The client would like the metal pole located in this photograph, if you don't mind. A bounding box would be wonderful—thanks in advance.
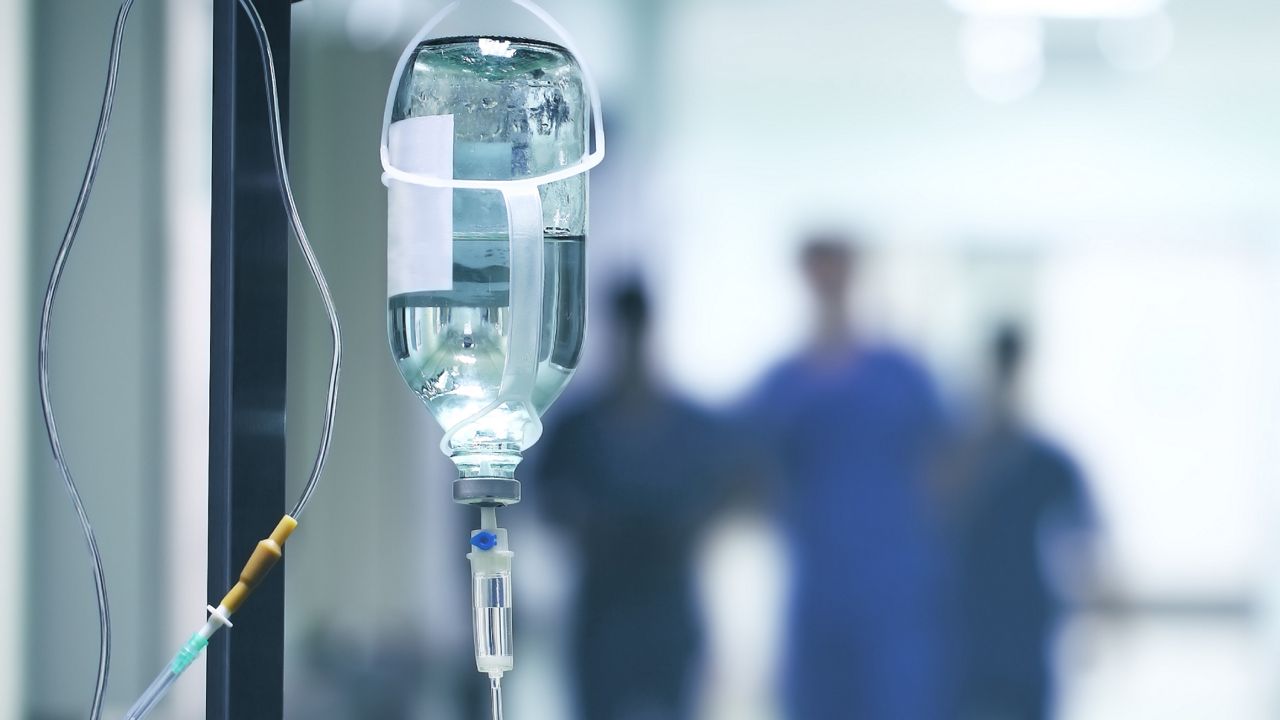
[208,1,300,717]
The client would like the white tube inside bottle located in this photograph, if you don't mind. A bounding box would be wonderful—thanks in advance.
[439,186,545,455]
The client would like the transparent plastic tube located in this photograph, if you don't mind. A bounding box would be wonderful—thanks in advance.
[437,186,546,454]
[470,514,513,720]
[120,620,218,720]
[472,568,514,671]
[120,669,179,720]
[235,0,343,520]
[121,626,211,720]
[38,2,138,717]
[114,0,340,715]
[497,186,546,447]
[490,676,505,720]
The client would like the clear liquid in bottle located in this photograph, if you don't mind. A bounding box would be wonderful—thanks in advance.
[388,232,585,476]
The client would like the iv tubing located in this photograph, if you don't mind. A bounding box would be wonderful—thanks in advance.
[122,513,298,720]
[439,187,546,454]
[119,2,338,716]
[491,676,505,720]
[30,0,339,715]
[121,615,218,720]
[236,0,344,520]
[496,186,546,446]
[469,515,513,718]
[37,1,138,717]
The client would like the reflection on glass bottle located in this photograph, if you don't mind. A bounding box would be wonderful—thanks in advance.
[386,37,589,481]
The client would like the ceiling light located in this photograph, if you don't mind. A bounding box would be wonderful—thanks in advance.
[948,0,1166,20]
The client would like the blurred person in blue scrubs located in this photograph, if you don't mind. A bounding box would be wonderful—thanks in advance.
[741,234,949,720]
[944,324,1095,720]
[532,279,729,720]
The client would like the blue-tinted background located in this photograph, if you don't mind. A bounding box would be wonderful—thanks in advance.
[5,0,1280,718]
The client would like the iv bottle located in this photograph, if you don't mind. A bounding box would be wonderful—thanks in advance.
[385,36,590,505]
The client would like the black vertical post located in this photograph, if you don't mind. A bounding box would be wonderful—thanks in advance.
[208,1,298,718]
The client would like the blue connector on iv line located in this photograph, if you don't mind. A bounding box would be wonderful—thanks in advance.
[472,530,499,551]
[122,605,231,720]
[123,515,296,719]
[471,508,514,720]
[171,631,210,674]
[122,633,207,720]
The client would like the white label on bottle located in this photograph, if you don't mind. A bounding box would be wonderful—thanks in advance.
[387,115,454,296]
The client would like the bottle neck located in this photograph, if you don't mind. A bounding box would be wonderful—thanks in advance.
[452,447,524,506]
[452,445,524,481]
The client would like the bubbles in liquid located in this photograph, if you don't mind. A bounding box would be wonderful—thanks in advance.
[388,234,586,460]
[390,38,589,477]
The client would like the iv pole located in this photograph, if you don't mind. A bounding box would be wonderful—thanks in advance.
[207,0,303,717]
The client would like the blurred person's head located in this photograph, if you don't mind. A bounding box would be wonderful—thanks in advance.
[800,231,861,344]
[989,321,1027,414]
[610,277,651,386]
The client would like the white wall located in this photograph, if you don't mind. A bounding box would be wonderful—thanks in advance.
[0,0,29,716]
[658,0,1280,403]
[163,0,214,717]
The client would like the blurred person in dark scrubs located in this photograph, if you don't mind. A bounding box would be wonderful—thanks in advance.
[532,279,729,720]
[944,324,1095,720]
[741,234,949,720]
